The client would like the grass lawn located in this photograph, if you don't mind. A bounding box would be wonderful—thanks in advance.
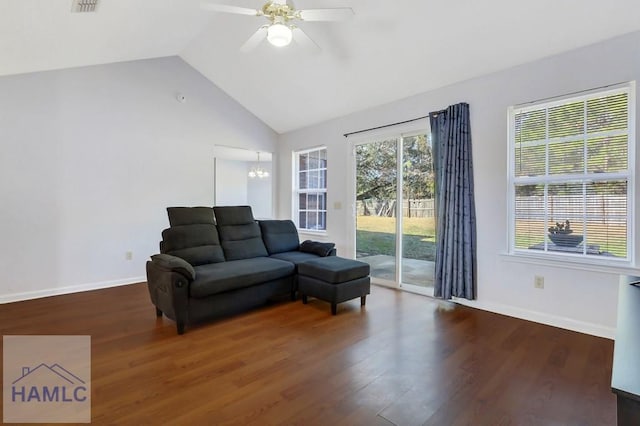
[356,216,626,260]
[356,216,436,261]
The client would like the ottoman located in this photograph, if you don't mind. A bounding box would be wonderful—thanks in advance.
[298,256,371,315]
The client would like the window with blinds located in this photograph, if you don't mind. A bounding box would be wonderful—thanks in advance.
[509,84,634,261]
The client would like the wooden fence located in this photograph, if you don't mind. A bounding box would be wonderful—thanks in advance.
[357,194,626,223]
[515,194,626,224]
[357,199,435,218]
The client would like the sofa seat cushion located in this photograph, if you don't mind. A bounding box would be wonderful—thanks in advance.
[270,251,321,268]
[297,257,370,284]
[190,257,294,298]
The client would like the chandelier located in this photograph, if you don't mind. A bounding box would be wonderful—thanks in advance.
[248,152,270,179]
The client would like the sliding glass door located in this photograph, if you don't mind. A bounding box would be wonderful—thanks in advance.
[355,139,398,284]
[354,133,435,294]
[401,135,436,289]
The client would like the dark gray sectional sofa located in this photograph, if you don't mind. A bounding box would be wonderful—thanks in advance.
[146,206,335,334]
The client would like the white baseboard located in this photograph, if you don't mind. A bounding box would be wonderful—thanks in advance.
[0,276,146,304]
[452,297,616,340]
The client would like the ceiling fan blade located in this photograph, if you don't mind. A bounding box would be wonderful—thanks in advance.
[292,27,320,52]
[240,26,268,53]
[200,2,260,16]
[298,8,354,22]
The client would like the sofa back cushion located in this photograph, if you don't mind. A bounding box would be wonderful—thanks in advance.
[161,207,225,266]
[212,205,255,226]
[167,206,215,226]
[214,206,268,260]
[259,220,300,255]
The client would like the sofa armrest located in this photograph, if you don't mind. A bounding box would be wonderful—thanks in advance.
[146,257,193,334]
[150,254,196,280]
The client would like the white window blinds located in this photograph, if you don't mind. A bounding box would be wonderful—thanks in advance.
[510,85,633,260]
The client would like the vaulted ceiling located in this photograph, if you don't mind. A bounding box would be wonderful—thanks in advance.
[2,0,640,133]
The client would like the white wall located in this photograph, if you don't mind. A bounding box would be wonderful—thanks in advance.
[277,31,640,338]
[247,161,273,219]
[215,159,249,206]
[214,158,273,219]
[0,56,277,302]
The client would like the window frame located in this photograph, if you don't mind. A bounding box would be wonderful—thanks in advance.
[293,146,328,233]
[506,82,636,268]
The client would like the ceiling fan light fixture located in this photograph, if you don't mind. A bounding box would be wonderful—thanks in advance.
[267,23,292,47]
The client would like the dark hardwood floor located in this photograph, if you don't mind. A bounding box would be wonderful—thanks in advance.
[0,283,615,425]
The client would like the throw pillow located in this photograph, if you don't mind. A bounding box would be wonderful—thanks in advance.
[299,240,335,257]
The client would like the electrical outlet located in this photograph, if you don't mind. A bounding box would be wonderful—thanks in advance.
[125,251,133,261]
[534,275,544,289]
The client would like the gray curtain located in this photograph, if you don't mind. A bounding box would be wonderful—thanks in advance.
[429,103,476,300]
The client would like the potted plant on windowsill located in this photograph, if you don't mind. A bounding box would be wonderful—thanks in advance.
[548,220,583,247]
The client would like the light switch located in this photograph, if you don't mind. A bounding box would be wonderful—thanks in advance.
[333,202,342,210]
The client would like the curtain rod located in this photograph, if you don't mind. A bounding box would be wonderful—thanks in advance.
[343,114,430,138]
[514,81,629,108]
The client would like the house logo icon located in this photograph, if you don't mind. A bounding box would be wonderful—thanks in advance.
[11,363,88,403]
[3,335,91,423]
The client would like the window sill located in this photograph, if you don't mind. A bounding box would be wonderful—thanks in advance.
[298,229,329,241]
[500,250,640,275]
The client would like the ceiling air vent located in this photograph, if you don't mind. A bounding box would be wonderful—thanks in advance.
[71,0,98,13]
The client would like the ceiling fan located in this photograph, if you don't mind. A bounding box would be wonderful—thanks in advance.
[201,0,354,52]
